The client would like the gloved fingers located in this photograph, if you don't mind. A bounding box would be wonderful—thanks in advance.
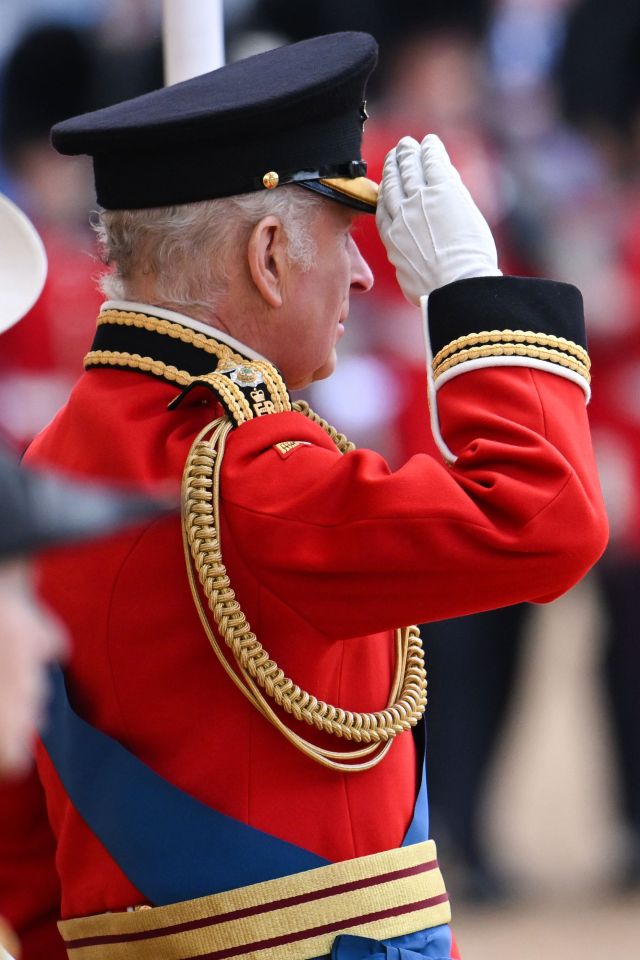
[420,133,461,186]
[375,197,393,240]
[379,148,405,219]
[395,136,424,196]
[379,135,422,215]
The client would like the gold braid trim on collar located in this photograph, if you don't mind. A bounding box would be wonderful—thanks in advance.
[94,309,248,364]
[83,349,193,386]
[85,310,292,424]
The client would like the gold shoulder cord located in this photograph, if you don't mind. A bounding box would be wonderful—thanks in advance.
[181,401,428,772]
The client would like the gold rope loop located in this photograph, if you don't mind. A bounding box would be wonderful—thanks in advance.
[292,400,356,453]
[181,408,427,771]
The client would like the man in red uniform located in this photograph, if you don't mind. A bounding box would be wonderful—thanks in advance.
[0,32,607,960]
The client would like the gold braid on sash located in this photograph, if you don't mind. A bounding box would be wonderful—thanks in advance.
[181,402,428,772]
[58,841,450,960]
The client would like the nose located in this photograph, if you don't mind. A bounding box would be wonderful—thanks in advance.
[348,236,374,293]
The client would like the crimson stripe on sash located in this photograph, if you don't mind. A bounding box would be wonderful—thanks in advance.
[180,895,451,960]
[64,860,440,949]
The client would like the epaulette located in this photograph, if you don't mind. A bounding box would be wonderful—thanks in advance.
[168,359,292,426]
[85,310,292,426]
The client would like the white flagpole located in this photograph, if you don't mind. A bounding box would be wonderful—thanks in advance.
[162,0,225,86]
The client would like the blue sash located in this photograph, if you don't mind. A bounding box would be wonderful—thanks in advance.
[41,665,428,907]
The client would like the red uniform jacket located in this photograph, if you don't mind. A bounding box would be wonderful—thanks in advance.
[0,277,608,959]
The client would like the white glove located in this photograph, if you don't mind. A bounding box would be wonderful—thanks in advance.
[376,134,502,305]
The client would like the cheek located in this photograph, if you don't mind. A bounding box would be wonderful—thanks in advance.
[316,246,350,299]
[316,275,347,331]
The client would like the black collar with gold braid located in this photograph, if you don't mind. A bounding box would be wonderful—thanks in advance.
[85,309,292,427]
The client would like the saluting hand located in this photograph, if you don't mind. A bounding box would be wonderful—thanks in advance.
[376,134,502,305]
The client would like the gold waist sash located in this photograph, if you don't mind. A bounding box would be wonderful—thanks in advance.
[59,840,450,960]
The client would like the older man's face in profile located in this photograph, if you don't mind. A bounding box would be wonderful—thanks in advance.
[272,201,374,390]
[0,559,67,776]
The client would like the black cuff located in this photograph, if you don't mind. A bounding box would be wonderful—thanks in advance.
[428,276,586,353]
[427,276,590,394]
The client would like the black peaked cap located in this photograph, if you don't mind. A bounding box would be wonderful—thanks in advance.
[51,32,379,212]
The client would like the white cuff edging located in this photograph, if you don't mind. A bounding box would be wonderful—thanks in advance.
[420,294,592,467]
[420,294,458,465]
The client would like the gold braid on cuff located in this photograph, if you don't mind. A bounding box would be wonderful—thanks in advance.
[432,329,591,385]
[181,400,427,772]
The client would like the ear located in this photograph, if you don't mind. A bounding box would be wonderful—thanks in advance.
[247,215,288,308]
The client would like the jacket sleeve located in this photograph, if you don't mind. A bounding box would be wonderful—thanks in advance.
[218,278,608,639]
[0,768,66,960]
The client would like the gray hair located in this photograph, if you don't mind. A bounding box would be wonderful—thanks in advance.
[93,186,326,314]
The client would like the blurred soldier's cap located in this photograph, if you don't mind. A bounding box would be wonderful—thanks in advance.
[0,446,172,561]
[50,32,379,214]
[0,193,47,335]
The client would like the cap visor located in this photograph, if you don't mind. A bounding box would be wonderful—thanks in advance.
[298,176,378,214]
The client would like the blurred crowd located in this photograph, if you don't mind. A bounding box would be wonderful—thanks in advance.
[1,0,639,917]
